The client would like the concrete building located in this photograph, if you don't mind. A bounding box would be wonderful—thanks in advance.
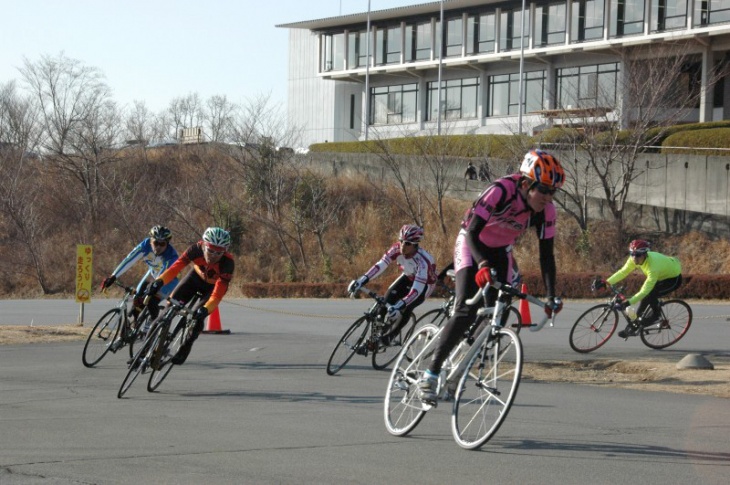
[278,0,730,148]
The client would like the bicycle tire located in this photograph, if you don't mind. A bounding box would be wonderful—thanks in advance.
[82,308,123,368]
[384,324,439,437]
[640,300,693,350]
[372,313,417,371]
[148,316,189,392]
[127,306,152,359]
[451,326,523,450]
[414,308,449,329]
[569,304,618,353]
[504,306,523,334]
[326,316,370,376]
[118,324,165,398]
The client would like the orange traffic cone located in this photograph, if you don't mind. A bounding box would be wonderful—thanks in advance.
[202,308,231,334]
[519,284,532,327]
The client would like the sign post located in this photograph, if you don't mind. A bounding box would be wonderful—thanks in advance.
[76,245,93,324]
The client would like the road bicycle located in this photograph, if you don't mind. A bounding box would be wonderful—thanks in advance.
[384,278,556,450]
[118,292,202,398]
[414,272,523,334]
[82,280,154,367]
[569,282,692,353]
[326,287,417,376]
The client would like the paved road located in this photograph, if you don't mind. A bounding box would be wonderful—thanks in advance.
[0,298,728,484]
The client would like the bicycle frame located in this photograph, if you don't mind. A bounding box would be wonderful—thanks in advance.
[407,280,555,404]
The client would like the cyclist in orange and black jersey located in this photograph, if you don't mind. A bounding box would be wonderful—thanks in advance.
[147,227,234,365]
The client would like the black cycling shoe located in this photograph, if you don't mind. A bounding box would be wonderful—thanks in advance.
[618,324,639,339]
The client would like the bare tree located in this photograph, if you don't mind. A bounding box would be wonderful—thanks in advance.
[0,81,53,293]
[20,52,124,232]
[205,95,237,143]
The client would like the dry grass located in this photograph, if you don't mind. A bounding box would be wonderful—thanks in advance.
[0,324,89,345]
[523,359,730,399]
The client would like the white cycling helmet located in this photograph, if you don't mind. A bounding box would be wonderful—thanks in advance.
[202,227,231,250]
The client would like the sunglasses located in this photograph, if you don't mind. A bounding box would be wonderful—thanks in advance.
[629,251,647,257]
[151,239,168,247]
[533,183,557,196]
[204,242,226,256]
[399,240,415,246]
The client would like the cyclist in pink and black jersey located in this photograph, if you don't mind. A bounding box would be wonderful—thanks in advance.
[418,149,566,405]
[347,224,437,346]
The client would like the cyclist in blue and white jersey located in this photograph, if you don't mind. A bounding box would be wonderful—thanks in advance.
[100,225,179,321]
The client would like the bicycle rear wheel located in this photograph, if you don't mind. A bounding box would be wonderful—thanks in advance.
[372,313,416,371]
[569,304,617,353]
[326,316,370,376]
[118,324,164,399]
[384,324,439,437]
[640,300,692,350]
[414,308,449,329]
[451,326,522,450]
[148,317,189,392]
[82,308,123,368]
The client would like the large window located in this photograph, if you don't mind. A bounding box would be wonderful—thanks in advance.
[536,2,567,46]
[376,25,402,65]
[557,63,619,109]
[694,0,730,26]
[651,0,688,31]
[500,8,530,52]
[405,21,432,61]
[370,84,418,125]
[572,0,605,42]
[488,71,546,116]
[444,16,464,57]
[610,0,646,37]
[322,33,345,72]
[347,30,367,69]
[427,78,479,120]
[467,13,496,54]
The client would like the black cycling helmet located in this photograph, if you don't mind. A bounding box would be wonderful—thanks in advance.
[149,225,172,241]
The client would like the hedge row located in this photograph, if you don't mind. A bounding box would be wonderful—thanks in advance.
[309,121,730,157]
[309,134,529,159]
[239,273,730,299]
[661,127,730,155]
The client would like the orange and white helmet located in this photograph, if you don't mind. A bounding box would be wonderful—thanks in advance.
[520,149,565,189]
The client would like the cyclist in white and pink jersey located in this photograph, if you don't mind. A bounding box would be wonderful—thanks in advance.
[418,149,566,405]
[347,224,438,347]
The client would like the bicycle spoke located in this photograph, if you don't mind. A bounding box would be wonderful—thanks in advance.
[569,304,617,353]
[82,309,123,368]
[384,325,438,436]
[452,328,522,450]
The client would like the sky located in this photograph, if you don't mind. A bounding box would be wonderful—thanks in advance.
[0,0,421,114]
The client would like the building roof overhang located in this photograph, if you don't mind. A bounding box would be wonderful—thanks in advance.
[276,0,501,30]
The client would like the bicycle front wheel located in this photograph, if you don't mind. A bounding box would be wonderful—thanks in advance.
[569,304,617,353]
[127,305,153,359]
[326,316,370,376]
[451,326,523,450]
[118,324,164,399]
[148,317,189,392]
[372,313,417,371]
[384,324,439,437]
[82,308,123,368]
[640,300,692,350]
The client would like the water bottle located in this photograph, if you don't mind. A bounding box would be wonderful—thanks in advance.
[626,306,637,321]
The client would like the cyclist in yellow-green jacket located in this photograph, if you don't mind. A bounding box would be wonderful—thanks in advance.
[594,239,682,338]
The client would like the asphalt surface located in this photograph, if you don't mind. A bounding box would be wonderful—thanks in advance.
[0,297,728,484]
